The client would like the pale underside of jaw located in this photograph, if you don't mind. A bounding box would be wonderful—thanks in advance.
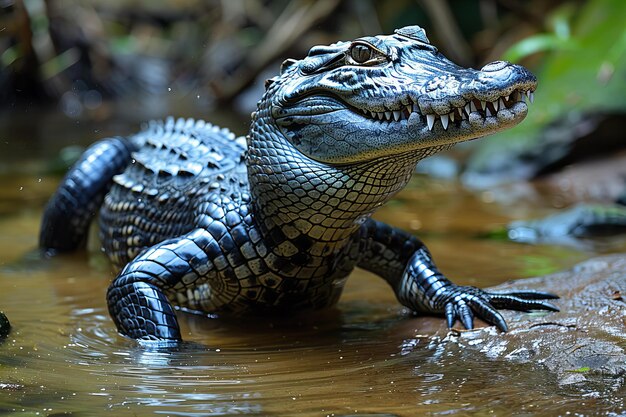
[359,88,535,131]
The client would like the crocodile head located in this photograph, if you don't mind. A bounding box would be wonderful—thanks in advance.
[263,25,536,164]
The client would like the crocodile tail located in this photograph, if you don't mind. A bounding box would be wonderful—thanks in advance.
[39,137,134,253]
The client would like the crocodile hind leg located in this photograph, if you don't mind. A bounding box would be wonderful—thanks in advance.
[357,219,559,331]
[107,228,229,343]
[40,138,134,252]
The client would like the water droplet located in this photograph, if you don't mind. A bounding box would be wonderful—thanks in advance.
[84,90,102,110]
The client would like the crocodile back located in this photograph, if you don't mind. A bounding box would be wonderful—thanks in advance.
[99,117,247,269]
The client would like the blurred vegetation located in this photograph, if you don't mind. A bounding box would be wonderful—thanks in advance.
[1,0,578,114]
[466,0,626,184]
[1,0,625,186]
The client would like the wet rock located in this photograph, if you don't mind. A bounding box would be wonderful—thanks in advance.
[414,155,460,180]
[0,311,9,338]
[436,255,626,391]
[618,189,626,207]
[507,203,626,245]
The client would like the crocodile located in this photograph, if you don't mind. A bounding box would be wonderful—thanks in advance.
[40,26,558,343]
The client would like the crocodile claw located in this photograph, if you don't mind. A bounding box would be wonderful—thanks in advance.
[441,285,559,332]
[492,289,559,300]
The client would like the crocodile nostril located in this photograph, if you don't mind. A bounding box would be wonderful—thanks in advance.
[480,61,510,72]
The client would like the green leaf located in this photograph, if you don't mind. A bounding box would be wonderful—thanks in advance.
[503,35,575,62]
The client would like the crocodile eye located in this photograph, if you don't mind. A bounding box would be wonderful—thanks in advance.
[350,44,372,63]
[347,42,387,66]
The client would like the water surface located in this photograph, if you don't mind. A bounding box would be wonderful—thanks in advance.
[0,109,623,416]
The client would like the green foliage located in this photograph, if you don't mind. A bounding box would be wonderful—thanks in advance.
[503,4,577,62]
[467,0,626,175]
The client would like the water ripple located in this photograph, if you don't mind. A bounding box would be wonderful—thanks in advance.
[1,251,624,416]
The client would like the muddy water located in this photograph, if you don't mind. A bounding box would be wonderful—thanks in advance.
[0,113,622,416]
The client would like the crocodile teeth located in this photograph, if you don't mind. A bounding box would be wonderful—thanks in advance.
[426,114,435,130]
[363,86,534,126]
[441,114,449,130]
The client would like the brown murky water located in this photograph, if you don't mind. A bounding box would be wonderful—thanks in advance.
[0,109,623,416]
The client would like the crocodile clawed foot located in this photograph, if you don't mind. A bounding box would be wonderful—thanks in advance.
[442,285,559,332]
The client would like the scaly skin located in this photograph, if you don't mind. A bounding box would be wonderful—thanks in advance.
[40,26,558,343]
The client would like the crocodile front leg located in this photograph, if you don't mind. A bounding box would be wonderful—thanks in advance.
[358,219,559,331]
[107,228,228,343]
